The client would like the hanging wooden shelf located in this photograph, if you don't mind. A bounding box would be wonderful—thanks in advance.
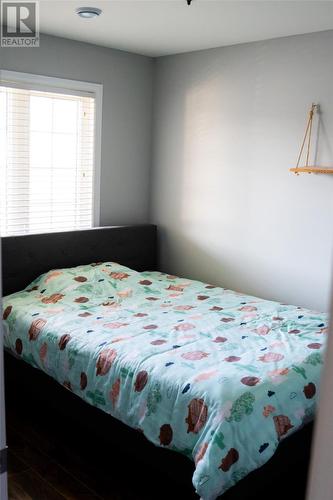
[290,103,333,175]
[290,167,333,175]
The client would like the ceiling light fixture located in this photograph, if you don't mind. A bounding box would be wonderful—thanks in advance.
[187,0,193,5]
[76,7,102,19]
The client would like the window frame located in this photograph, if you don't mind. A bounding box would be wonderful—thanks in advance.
[0,69,103,229]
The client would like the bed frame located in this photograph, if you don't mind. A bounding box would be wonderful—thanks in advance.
[2,224,157,296]
[2,225,312,500]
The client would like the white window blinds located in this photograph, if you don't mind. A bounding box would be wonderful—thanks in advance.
[0,85,95,236]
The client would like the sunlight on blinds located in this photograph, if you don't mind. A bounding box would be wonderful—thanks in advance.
[0,86,95,236]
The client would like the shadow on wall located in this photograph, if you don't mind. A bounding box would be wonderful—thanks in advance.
[158,225,330,309]
[153,39,333,312]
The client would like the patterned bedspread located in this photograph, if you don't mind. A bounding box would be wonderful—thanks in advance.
[2,262,328,499]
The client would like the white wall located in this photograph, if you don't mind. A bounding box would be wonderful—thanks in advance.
[151,30,333,311]
[0,34,153,226]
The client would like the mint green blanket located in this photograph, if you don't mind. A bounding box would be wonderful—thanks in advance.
[2,262,327,499]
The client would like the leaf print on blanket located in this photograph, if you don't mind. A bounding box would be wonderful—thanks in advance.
[39,342,48,363]
[186,398,208,433]
[134,371,148,392]
[87,389,106,406]
[139,280,152,285]
[117,289,133,299]
[273,415,294,439]
[305,352,323,366]
[182,351,209,361]
[213,432,226,450]
[292,365,307,379]
[15,339,23,355]
[104,322,129,329]
[151,339,167,346]
[226,392,255,422]
[109,272,130,280]
[3,305,12,320]
[241,376,260,387]
[195,442,208,465]
[41,293,64,304]
[74,297,89,303]
[147,382,162,416]
[174,323,195,332]
[167,284,186,292]
[159,424,173,446]
[80,372,88,390]
[213,337,227,343]
[307,343,322,350]
[254,325,271,336]
[28,318,47,341]
[194,370,218,382]
[259,352,284,363]
[268,368,289,378]
[220,317,235,323]
[219,448,239,472]
[110,378,121,407]
[225,356,241,362]
[303,382,316,399]
[174,305,195,311]
[263,405,276,417]
[45,270,63,283]
[73,284,92,294]
[58,334,71,350]
[197,295,209,301]
[74,276,87,282]
[96,348,117,376]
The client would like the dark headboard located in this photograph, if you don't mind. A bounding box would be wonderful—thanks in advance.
[2,225,157,296]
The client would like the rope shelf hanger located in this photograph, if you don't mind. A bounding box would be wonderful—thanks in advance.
[290,103,333,175]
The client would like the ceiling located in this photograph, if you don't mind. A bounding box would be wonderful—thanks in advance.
[39,0,333,57]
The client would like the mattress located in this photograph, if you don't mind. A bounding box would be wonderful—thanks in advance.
[2,262,328,499]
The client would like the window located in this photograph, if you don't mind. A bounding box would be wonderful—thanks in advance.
[0,71,102,236]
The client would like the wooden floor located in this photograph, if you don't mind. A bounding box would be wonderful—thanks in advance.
[7,405,193,500]
[7,410,116,499]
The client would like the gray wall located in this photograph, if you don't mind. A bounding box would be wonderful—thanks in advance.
[151,30,333,311]
[0,34,153,226]
[1,31,332,311]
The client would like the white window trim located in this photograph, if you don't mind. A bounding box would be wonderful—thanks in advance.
[0,69,103,227]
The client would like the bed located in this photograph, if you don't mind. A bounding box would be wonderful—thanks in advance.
[1,225,327,499]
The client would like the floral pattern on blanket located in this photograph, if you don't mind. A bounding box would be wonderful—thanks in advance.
[2,262,328,500]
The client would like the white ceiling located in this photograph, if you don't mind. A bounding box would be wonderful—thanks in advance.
[39,0,333,57]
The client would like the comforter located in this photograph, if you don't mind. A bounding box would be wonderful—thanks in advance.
[2,262,328,499]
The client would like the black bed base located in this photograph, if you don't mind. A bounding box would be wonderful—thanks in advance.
[2,224,157,296]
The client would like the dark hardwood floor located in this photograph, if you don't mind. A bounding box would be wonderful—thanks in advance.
[7,410,113,499]
[6,404,197,500]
